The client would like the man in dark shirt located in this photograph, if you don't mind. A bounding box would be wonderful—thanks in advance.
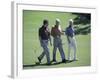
[38,19,52,65]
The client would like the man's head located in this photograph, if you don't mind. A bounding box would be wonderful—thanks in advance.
[69,19,73,26]
[43,19,49,27]
[55,18,60,26]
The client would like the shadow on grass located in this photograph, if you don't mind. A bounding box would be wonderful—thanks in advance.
[23,60,77,68]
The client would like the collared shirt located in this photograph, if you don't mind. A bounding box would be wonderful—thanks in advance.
[39,26,50,40]
[65,25,75,37]
[51,25,62,38]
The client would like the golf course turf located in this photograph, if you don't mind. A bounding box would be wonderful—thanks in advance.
[23,10,91,69]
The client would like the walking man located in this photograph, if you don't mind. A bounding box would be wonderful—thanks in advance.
[51,19,66,63]
[65,19,77,61]
[38,19,52,65]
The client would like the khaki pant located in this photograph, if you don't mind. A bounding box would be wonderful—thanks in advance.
[67,37,77,60]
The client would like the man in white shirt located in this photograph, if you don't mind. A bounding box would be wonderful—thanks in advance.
[65,19,77,61]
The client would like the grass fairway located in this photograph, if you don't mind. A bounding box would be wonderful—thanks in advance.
[23,10,91,69]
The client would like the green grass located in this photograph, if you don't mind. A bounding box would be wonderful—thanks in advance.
[23,10,91,69]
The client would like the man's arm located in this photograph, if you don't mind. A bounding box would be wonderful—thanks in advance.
[59,26,64,35]
[49,35,52,46]
[65,28,71,43]
[48,28,52,46]
[38,28,42,45]
[51,27,55,37]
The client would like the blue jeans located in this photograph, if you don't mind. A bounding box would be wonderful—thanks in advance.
[39,40,50,63]
[53,37,66,61]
